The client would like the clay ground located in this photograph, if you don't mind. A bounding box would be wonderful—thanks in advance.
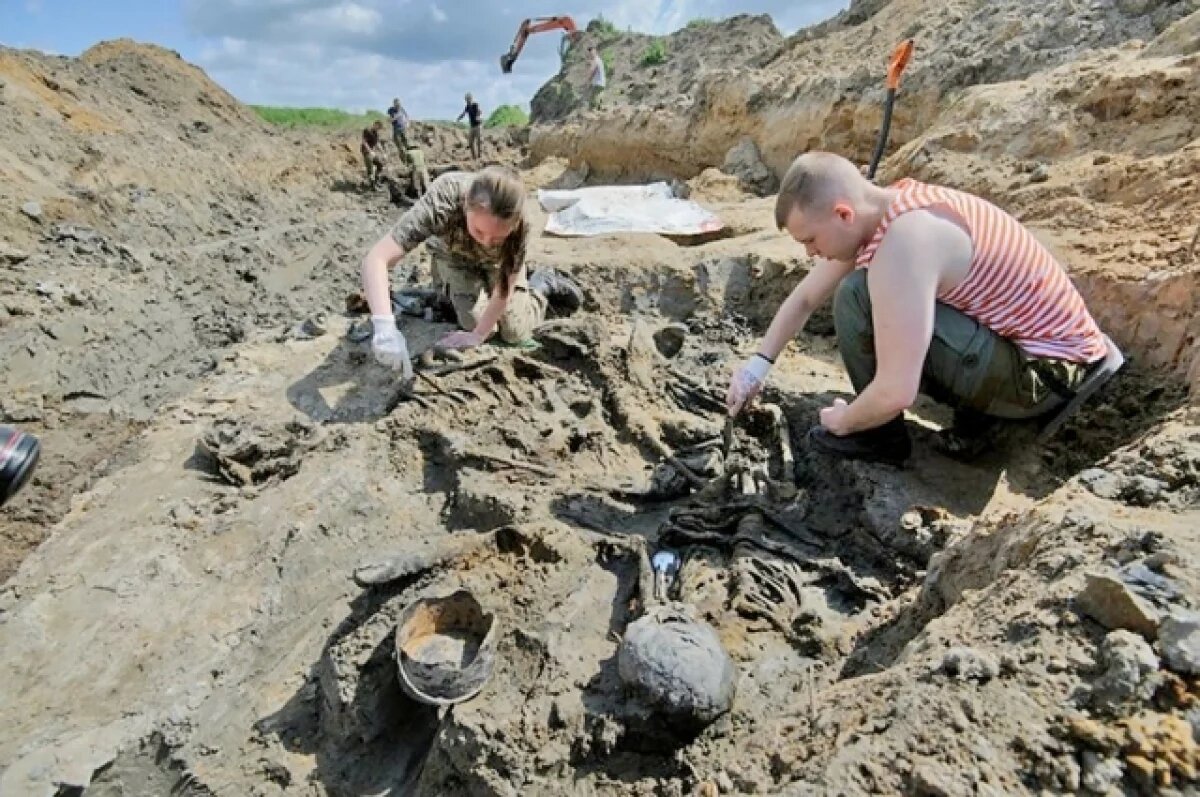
[2,5,1199,796]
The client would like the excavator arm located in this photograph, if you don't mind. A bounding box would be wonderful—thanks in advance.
[501,16,580,73]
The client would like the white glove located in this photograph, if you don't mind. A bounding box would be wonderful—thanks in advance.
[371,315,413,379]
[726,354,773,416]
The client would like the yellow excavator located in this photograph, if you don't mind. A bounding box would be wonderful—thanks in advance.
[500,16,582,73]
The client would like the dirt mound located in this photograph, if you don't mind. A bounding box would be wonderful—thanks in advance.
[0,41,522,579]
[531,15,782,123]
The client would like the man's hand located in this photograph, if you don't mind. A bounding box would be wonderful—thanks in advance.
[438,329,485,350]
[819,397,851,436]
[371,315,413,379]
[726,354,773,417]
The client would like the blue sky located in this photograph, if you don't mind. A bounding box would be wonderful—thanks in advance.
[3,0,850,119]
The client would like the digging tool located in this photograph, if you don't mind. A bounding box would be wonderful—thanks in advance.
[866,39,915,182]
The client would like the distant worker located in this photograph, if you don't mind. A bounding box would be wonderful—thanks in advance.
[585,45,606,109]
[457,93,483,161]
[360,167,583,377]
[407,146,431,196]
[387,97,412,166]
[360,119,386,189]
[727,151,1122,466]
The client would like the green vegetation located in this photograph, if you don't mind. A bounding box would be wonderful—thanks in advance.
[686,18,715,29]
[601,48,615,76]
[591,14,618,36]
[250,105,385,128]
[641,38,668,66]
[484,104,529,128]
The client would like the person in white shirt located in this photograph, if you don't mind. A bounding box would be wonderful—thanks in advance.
[585,45,606,109]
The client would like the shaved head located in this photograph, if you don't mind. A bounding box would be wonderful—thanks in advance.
[774,152,869,230]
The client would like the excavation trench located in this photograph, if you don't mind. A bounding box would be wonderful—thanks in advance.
[84,256,1171,797]
[58,246,1191,797]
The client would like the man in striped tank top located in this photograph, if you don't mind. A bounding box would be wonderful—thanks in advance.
[726,152,1116,466]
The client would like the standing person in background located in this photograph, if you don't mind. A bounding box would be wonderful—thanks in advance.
[387,97,412,166]
[457,93,483,161]
[585,45,606,109]
[360,119,386,189]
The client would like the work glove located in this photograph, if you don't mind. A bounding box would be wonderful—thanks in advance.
[371,315,413,380]
[726,353,773,417]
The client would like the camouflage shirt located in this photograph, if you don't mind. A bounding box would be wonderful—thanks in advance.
[389,171,528,288]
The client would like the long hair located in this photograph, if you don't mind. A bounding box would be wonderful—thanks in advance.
[465,166,527,296]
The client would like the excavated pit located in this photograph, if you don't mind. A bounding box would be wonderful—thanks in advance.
[3,23,1198,796]
[2,220,1189,797]
[207,268,1189,796]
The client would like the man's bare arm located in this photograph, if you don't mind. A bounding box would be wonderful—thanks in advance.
[835,213,943,432]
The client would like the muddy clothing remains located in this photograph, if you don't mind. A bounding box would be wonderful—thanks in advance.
[390,172,546,342]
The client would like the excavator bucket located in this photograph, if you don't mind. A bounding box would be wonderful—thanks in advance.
[501,51,517,73]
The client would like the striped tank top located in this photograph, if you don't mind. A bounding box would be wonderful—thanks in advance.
[855,179,1107,363]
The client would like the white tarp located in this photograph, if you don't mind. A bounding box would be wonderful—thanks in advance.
[538,182,723,237]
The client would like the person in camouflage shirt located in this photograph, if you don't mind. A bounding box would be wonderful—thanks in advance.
[359,166,583,376]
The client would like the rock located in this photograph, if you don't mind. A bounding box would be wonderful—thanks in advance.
[346,318,373,342]
[0,243,30,264]
[938,647,1000,683]
[198,417,322,486]
[34,281,85,306]
[1158,611,1200,676]
[294,314,327,340]
[1081,751,1124,795]
[1090,630,1162,714]
[910,758,968,796]
[1029,163,1051,183]
[722,138,778,196]
[1093,153,1112,165]
[618,605,737,731]
[20,201,43,221]
[652,322,688,359]
[1078,467,1122,500]
[1122,475,1167,506]
[0,391,45,423]
[1116,0,1153,14]
[1076,572,1161,638]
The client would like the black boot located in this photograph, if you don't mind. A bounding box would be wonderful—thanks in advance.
[528,268,584,316]
[933,408,999,461]
[807,415,912,467]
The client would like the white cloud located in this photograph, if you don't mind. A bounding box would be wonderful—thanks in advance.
[295,2,382,36]
[183,1,850,118]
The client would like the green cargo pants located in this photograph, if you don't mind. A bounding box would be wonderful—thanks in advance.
[392,128,411,165]
[431,254,546,344]
[834,269,1092,419]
